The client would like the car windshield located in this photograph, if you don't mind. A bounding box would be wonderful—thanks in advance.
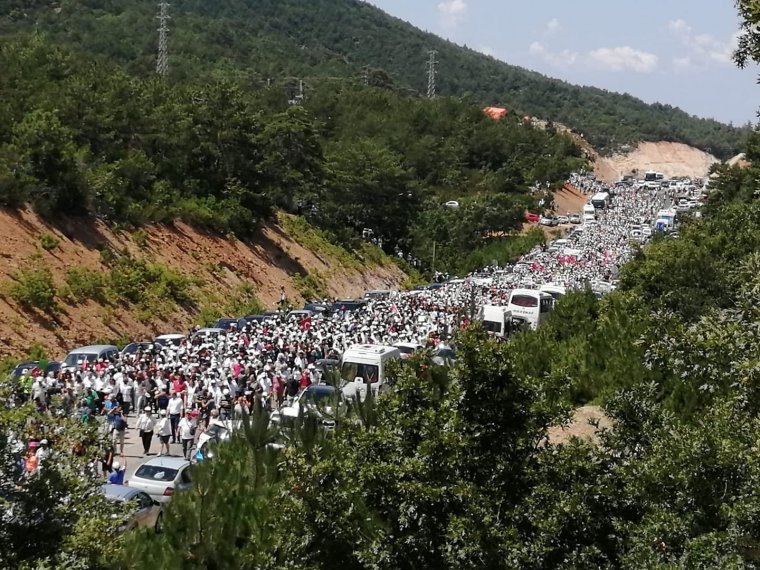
[134,465,178,482]
[396,346,416,355]
[301,386,336,403]
[341,362,379,384]
[64,353,97,367]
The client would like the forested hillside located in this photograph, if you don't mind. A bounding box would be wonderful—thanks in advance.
[0,37,585,274]
[0,0,749,157]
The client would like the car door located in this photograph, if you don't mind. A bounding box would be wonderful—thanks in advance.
[175,466,192,493]
[132,492,155,528]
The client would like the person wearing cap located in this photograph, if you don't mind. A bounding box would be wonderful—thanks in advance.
[178,409,195,460]
[101,393,121,434]
[135,406,156,456]
[107,459,126,485]
[156,409,172,456]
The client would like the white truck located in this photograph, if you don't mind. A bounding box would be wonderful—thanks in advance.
[476,305,523,339]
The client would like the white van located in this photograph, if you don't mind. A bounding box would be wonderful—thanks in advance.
[582,204,595,222]
[63,345,119,370]
[477,306,518,339]
[340,344,401,400]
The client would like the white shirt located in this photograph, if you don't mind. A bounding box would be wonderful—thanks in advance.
[178,417,194,440]
[167,397,183,415]
[136,413,156,433]
[156,417,172,436]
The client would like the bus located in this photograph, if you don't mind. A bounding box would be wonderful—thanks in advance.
[590,192,610,209]
[506,289,554,330]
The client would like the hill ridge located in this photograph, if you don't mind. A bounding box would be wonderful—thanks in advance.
[0,0,748,158]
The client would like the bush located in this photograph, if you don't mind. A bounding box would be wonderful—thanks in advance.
[39,233,60,251]
[63,267,107,303]
[8,266,57,311]
[131,229,148,248]
[107,254,196,318]
[291,271,328,301]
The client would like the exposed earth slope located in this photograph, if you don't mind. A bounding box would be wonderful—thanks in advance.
[0,210,404,360]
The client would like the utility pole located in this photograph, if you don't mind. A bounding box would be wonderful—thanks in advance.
[426,49,438,99]
[431,240,436,276]
[156,2,170,78]
[362,66,369,86]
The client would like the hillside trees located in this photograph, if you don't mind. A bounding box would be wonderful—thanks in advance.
[0,36,586,274]
[0,0,748,156]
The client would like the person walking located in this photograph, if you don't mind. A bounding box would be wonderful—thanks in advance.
[167,392,182,444]
[112,409,127,456]
[135,406,156,456]
[178,409,195,460]
[155,409,172,456]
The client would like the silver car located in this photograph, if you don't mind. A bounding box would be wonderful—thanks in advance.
[126,456,192,503]
[102,484,163,533]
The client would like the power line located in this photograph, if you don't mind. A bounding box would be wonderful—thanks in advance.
[156,2,170,78]
[426,49,438,99]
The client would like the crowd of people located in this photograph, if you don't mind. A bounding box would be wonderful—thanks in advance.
[11,172,696,482]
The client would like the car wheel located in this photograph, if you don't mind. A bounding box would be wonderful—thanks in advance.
[154,511,163,534]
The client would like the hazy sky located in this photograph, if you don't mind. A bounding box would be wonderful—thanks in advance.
[365,0,758,125]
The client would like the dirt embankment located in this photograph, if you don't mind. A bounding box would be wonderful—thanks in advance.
[593,142,718,182]
[0,209,405,360]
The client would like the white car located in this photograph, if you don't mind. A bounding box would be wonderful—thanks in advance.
[393,342,424,360]
[127,457,192,503]
[556,215,570,224]
[444,200,460,209]
[270,385,337,428]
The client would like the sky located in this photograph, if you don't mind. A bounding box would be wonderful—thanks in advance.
[365,0,758,125]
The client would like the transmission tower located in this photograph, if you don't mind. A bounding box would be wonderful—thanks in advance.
[156,2,170,78]
[426,50,438,99]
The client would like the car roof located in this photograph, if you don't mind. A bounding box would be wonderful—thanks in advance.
[67,345,118,353]
[101,483,140,500]
[196,328,224,333]
[136,456,190,470]
[155,333,185,339]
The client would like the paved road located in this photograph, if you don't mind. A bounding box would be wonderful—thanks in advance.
[107,413,194,482]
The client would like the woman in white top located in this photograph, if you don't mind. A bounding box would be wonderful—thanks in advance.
[155,410,172,456]
[135,407,156,456]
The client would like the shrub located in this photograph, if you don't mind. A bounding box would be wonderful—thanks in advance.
[226,283,264,316]
[8,266,57,311]
[132,229,148,248]
[39,233,60,252]
[291,271,328,301]
[63,267,106,303]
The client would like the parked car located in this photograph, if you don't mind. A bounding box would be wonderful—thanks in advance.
[569,214,582,224]
[539,216,553,226]
[270,385,338,429]
[101,484,163,533]
[191,327,224,341]
[121,342,153,358]
[392,342,423,360]
[127,457,192,503]
[153,334,185,348]
[213,318,239,330]
[525,212,540,223]
[444,200,460,209]
[556,215,570,224]
[63,345,119,370]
